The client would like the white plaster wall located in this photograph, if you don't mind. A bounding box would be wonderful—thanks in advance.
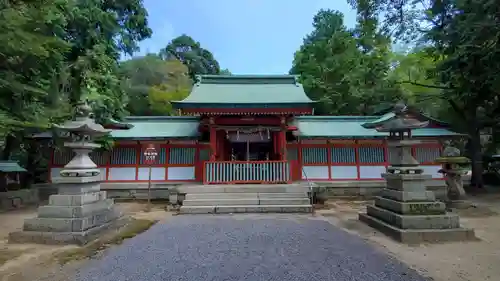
[137,167,166,181]
[302,166,329,180]
[330,166,358,179]
[108,167,136,181]
[50,168,62,181]
[167,166,195,180]
[99,168,107,180]
[420,165,443,179]
[359,166,386,179]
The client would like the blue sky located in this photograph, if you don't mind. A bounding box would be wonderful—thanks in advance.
[137,0,356,74]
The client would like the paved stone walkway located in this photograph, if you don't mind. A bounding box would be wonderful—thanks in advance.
[73,215,429,281]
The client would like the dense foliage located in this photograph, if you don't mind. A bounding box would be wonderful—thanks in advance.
[290,9,403,115]
[290,1,500,187]
[2,0,499,189]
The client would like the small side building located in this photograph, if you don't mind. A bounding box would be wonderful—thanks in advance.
[44,75,460,197]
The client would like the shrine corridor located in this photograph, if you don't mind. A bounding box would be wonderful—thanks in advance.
[71,215,427,281]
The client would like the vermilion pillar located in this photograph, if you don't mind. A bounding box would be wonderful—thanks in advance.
[279,116,287,160]
[210,126,217,161]
[279,130,287,160]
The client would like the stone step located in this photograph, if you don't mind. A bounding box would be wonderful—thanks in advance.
[358,213,476,244]
[183,198,310,206]
[23,209,121,232]
[185,192,308,200]
[183,199,259,206]
[38,199,115,218]
[366,205,460,230]
[179,205,313,214]
[259,198,311,205]
[374,196,446,215]
[178,184,309,194]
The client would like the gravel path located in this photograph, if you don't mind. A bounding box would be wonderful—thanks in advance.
[72,215,429,281]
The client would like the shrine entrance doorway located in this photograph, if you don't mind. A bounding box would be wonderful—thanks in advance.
[203,125,291,184]
[230,141,274,161]
[227,130,276,162]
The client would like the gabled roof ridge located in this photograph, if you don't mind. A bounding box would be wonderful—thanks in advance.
[194,74,300,86]
[196,74,298,81]
[173,74,314,108]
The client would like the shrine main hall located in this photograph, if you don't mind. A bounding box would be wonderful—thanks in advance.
[45,75,459,195]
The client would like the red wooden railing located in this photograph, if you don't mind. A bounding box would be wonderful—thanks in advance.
[203,160,291,184]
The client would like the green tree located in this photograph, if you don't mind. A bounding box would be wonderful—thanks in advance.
[291,9,402,115]
[119,56,193,116]
[0,0,152,187]
[220,68,232,75]
[291,10,361,114]
[160,35,221,79]
[390,50,446,117]
[120,54,173,115]
[147,60,191,115]
[0,0,71,161]
[350,0,500,188]
[59,0,152,122]
[351,0,402,113]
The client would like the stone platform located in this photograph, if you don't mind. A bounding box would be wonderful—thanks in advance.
[358,213,476,244]
[9,216,129,245]
[359,189,476,244]
[9,181,123,245]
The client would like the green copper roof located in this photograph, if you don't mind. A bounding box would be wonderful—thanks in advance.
[110,116,200,139]
[172,75,314,108]
[293,116,462,138]
[372,105,450,126]
[0,161,26,172]
[361,113,395,128]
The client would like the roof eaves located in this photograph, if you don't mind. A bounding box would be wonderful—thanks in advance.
[373,106,450,127]
[0,161,27,172]
[103,118,134,130]
[172,102,315,109]
[124,116,200,122]
[361,112,396,128]
[112,136,199,140]
[294,115,379,122]
[298,135,387,139]
[198,74,299,80]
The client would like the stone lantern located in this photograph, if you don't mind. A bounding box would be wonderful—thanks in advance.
[10,101,124,245]
[435,144,471,208]
[358,103,475,243]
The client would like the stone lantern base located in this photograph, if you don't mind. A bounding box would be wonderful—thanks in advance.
[9,176,126,245]
[359,173,477,244]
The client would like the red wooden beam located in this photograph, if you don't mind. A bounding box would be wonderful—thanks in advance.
[212,116,282,126]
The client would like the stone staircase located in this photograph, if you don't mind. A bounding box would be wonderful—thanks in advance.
[178,184,313,214]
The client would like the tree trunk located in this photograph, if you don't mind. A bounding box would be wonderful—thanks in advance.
[1,135,15,160]
[0,135,16,192]
[467,110,484,189]
[22,140,38,189]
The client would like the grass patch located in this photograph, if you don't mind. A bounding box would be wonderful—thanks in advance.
[0,249,25,266]
[55,219,157,265]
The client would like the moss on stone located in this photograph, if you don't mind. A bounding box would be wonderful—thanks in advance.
[435,156,470,164]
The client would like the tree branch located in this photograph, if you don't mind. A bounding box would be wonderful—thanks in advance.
[397,80,455,90]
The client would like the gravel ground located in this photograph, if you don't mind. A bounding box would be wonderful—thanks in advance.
[72,215,428,281]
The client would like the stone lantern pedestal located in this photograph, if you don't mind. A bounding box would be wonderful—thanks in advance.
[436,156,472,209]
[9,102,125,245]
[358,103,476,244]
